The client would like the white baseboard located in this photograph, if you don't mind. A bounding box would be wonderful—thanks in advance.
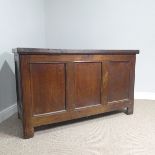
[135,92,155,100]
[0,104,17,124]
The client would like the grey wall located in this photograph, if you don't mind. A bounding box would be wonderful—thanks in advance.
[0,60,16,111]
[45,0,155,93]
[0,0,46,111]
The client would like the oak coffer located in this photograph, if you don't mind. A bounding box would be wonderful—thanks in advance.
[13,48,139,138]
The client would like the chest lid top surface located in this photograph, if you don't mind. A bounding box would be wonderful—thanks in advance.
[13,48,139,55]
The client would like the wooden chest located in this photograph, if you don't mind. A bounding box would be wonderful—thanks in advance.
[14,48,139,138]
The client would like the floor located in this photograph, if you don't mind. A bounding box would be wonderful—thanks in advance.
[0,100,155,155]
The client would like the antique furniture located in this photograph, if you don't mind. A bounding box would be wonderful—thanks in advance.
[13,48,139,138]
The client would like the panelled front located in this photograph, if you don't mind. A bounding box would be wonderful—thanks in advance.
[29,55,133,116]
[30,63,66,115]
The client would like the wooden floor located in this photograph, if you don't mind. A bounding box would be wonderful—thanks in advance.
[0,99,155,155]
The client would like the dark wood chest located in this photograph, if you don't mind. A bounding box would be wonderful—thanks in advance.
[14,48,139,138]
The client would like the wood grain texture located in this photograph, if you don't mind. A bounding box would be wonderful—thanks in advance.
[30,54,134,63]
[74,62,101,108]
[14,48,139,55]
[14,48,139,138]
[108,61,130,102]
[30,63,66,115]
[20,55,34,138]
[66,63,75,111]
[101,62,109,105]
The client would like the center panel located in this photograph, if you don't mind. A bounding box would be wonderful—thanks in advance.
[74,62,102,108]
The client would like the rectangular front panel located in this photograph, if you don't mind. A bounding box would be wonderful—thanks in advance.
[108,61,130,102]
[74,62,101,108]
[30,63,66,115]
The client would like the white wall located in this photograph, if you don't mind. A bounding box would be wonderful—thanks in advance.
[45,0,155,93]
[0,0,46,71]
[0,0,46,113]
